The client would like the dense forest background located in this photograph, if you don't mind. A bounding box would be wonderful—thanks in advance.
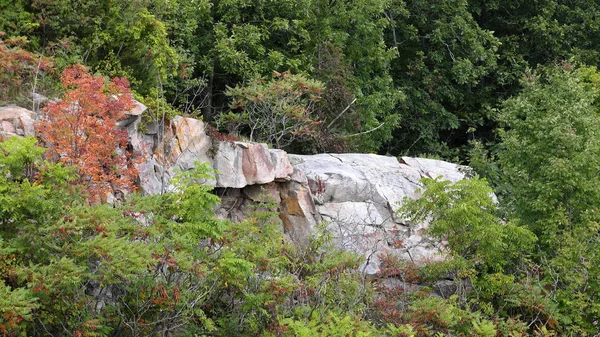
[6,0,600,158]
[3,0,600,336]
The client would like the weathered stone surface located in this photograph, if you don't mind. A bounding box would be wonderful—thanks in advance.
[289,153,465,274]
[241,143,276,185]
[270,149,294,181]
[212,141,247,188]
[0,105,34,120]
[116,100,147,129]
[127,115,467,275]
[242,183,281,204]
[211,142,293,188]
[128,100,147,116]
[399,157,469,183]
[0,106,35,139]
[137,158,166,195]
[1,120,16,134]
[279,180,319,247]
[132,116,213,194]
[170,116,212,170]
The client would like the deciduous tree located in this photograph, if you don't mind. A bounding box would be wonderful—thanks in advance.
[38,64,138,202]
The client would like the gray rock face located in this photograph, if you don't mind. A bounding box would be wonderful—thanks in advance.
[289,153,468,275]
[135,116,213,194]
[0,105,470,276]
[126,116,469,275]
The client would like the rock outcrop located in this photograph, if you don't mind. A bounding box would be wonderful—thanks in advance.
[0,104,470,275]
[129,114,470,275]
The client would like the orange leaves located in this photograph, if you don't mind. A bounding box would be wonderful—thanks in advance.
[38,64,139,202]
[0,37,55,102]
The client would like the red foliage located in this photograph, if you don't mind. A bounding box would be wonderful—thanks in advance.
[205,124,241,143]
[309,177,327,197]
[38,64,138,202]
[0,36,54,101]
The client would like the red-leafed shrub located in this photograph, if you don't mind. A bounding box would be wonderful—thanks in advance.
[38,64,138,202]
[0,35,55,105]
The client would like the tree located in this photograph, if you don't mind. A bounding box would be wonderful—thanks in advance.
[0,36,55,107]
[37,64,138,202]
[497,65,600,334]
[469,0,600,68]
[498,65,600,247]
[384,0,500,157]
[397,177,553,334]
[400,177,535,275]
[223,72,324,149]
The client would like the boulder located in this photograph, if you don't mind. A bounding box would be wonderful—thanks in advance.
[127,115,468,275]
[134,116,213,194]
[289,153,466,274]
[0,106,35,140]
[211,142,293,188]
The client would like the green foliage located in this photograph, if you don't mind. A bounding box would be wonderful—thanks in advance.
[0,0,37,39]
[386,0,500,157]
[17,0,178,94]
[223,72,324,149]
[8,2,600,335]
[497,65,600,335]
[401,177,535,273]
[498,65,600,246]
[280,311,380,337]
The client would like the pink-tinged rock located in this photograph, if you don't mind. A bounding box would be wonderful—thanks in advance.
[154,116,211,170]
[269,149,293,181]
[136,116,214,194]
[127,100,147,116]
[212,141,247,188]
[240,142,275,185]
[19,114,35,136]
[172,116,209,158]
[0,106,33,120]
[0,106,35,136]
[1,120,15,134]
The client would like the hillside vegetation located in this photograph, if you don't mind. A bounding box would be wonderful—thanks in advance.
[2,1,600,336]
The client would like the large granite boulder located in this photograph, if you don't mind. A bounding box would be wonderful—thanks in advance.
[212,142,294,188]
[289,153,470,275]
